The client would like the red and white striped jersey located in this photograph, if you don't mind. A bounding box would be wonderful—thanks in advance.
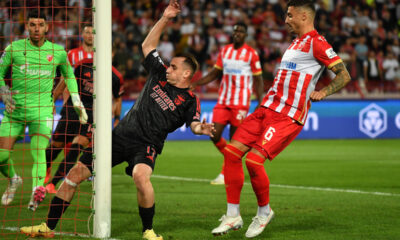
[67,46,93,66]
[262,30,342,124]
[215,43,262,108]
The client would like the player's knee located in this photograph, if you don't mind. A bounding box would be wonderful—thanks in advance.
[224,144,245,163]
[65,162,90,185]
[0,149,10,163]
[132,170,151,190]
[245,152,266,177]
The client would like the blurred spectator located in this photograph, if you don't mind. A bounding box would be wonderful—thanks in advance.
[363,51,383,93]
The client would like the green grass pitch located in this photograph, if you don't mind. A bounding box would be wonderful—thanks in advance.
[1,139,400,239]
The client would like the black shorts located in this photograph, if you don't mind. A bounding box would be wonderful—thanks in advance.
[79,131,158,175]
[52,106,92,143]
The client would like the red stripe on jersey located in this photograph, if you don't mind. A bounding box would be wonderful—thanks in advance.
[281,71,300,115]
[227,46,234,59]
[268,69,288,110]
[301,38,312,53]
[293,73,312,121]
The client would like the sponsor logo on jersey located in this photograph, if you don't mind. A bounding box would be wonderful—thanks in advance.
[281,61,297,70]
[19,64,52,76]
[150,84,176,111]
[47,54,53,62]
[325,48,337,59]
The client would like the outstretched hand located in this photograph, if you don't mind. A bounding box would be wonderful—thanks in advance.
[199,118,216,137]
[163,0,181,19]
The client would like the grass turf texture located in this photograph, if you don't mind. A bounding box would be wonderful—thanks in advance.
[1,139,399,239]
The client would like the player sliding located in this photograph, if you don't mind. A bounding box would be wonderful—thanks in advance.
[211,0,350,238]
[0,9,87,211]
[20,1,215,239]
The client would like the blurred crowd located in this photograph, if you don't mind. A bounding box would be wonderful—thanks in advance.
[1,0,400,99]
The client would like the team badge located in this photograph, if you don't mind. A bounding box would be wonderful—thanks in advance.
[47,54,53,62]
[325,48,337,59]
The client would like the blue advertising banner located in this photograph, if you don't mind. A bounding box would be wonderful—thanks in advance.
[1,99,399,142]
[119,99,400,140]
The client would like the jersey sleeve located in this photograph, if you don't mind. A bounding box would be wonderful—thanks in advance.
[142,49,167,75]
[59,50,79,95]
[0,45,12,86]
[185,95,201,127]
[214,49,224,70]
[250,50,262,76]
[313,36,342,69]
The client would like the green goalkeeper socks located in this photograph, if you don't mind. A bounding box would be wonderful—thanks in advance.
[30,135,49,188]
[0,149,16,178]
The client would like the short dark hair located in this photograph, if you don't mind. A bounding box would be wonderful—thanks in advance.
[287,0,315,13]
[234,22,247,32]
[27,9,46,21]
[175,53,199,77]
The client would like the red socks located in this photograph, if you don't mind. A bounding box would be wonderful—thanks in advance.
[223,144,245,204]
[214,138,227,174]
[245,152,269,206]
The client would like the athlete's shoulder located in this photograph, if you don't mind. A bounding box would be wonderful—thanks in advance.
[244,43,259,55]
[47,41,66,50]
[6,39,27,50]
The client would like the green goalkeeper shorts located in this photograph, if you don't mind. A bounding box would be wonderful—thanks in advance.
[0,112,53,139]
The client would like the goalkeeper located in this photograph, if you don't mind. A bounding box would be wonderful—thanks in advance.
[0,9,87,211]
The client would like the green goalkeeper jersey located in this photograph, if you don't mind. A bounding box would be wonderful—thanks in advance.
[0,38,78,118]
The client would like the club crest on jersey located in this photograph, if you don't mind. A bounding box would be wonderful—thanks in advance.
[47,55,53,62]
[325,48,337,59]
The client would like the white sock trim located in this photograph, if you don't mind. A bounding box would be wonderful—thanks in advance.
[227,203,240,217]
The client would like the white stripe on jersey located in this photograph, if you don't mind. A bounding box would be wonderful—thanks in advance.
[287,72,306,118]
[234,74,240,105]
[218,76,227,105]
[242,75,248,106]
[275,71,293,112]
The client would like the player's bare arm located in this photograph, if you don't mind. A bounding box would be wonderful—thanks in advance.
[253,75,264,106]
[193,68,223,88]
[310,62,350,102]
[53,78,66,102]
[190,119,216,137]
[141,0,180,58]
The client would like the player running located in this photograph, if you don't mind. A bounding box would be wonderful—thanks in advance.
[0,9,87,211]
[211,0,351,238]
[20,1,214,239]
[192,22,263,185]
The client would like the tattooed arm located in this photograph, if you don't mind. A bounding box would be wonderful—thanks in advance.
[310,62,351,102]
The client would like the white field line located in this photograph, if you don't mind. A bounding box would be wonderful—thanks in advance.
[151,174,400,197]
[2,226,120,240]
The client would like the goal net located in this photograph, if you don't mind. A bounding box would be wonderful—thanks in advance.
[0,1,110,238]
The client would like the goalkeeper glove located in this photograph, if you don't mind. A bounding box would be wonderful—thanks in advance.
[71,93,88,124]
[0,85,17,113]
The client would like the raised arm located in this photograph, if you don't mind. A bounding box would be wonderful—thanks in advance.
[141,0,181,58]
[310,62,351,102]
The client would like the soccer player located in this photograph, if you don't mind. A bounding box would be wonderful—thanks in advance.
[67,23,94,66]
[20,1,214,239]
[44,60,124,194]
[44,23,95,184]
[192,22,263,185]
[0,9,87,211]
[211,0,351,238]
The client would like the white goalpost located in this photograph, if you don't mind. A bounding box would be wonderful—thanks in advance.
[93,0,112,238]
